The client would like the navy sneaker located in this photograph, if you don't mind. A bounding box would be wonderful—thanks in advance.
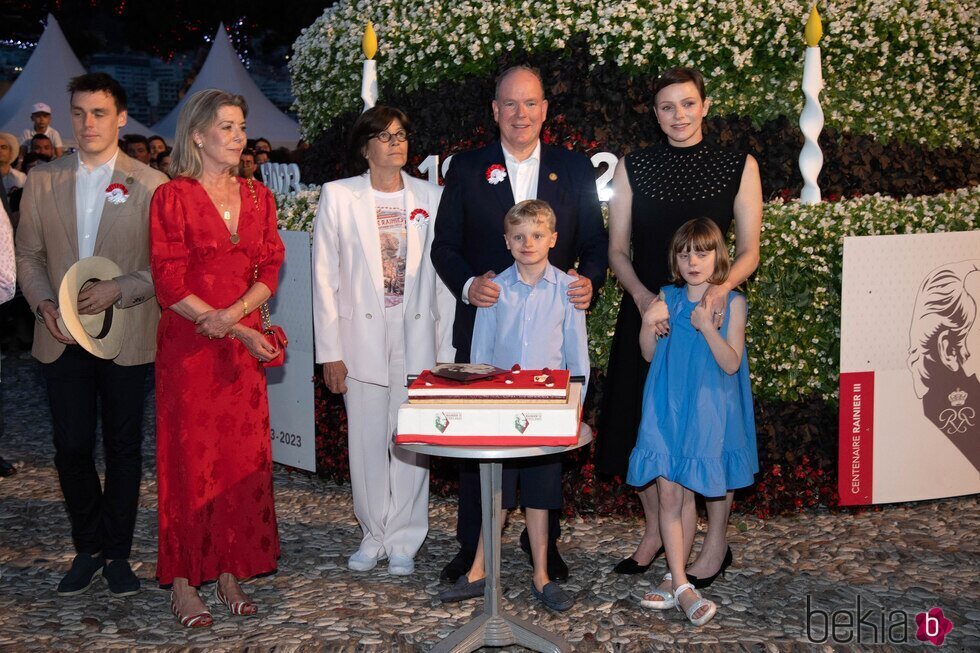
[103,559,140,597]
[56,553,105,595]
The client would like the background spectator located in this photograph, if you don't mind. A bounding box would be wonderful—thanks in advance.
[148,135,168,160]
[124,135,152,165]
[21,102,64,157]
[30,134,55,159]
[239,148,256,179]
[0,132,26,194]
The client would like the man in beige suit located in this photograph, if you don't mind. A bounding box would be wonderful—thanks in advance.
[16,73,167,597]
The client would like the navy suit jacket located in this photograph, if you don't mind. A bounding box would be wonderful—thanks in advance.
[431,140,608,363]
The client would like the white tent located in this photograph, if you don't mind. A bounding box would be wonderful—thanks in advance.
[0,14,152,147]
[152,23,299,149]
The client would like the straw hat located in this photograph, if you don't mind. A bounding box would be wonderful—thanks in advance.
[56,257,128,359]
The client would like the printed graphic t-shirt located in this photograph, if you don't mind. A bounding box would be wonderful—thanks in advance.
[375,189,407,307]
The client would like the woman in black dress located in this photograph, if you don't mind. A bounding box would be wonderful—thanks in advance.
[597,67,762,586]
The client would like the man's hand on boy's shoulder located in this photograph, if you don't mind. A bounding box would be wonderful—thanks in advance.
[566,269,592,310]
[468,271,500,308]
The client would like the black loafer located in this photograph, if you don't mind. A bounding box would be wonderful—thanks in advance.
[438,575,485,603]
[0,455,15,477]
[57,553,105,595]
[531,581,574,612]
[103,559,140,597]
[440,548,475,584]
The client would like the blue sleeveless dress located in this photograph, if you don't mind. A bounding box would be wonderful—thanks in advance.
[626,285,758,497]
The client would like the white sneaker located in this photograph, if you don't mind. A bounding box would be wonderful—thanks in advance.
[388,554,414,576]
[347,549,382,572]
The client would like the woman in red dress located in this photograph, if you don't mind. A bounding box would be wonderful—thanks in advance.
[150,90,284,627]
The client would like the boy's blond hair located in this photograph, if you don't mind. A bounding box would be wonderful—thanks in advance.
[504,199,556,232]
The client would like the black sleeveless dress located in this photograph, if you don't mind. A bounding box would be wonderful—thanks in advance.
[595,140,746,477]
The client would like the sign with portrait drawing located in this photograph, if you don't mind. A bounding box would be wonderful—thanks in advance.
[839,231,980,505]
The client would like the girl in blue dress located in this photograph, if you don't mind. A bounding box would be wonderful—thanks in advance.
[626,218,758,626]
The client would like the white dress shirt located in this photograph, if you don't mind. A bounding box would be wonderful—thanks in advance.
[75,151,118,260]
[462,140,542,303]
[503,139,541,205]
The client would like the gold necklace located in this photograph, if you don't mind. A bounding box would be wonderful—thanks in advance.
[207,180,239,245]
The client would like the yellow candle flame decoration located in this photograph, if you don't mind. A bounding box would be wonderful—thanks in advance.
[362,21,378,60]
[805,5,822,47]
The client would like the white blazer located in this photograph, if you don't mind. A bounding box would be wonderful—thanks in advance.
[312,171,456,386]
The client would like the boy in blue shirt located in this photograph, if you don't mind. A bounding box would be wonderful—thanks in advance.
[438,199,589,611]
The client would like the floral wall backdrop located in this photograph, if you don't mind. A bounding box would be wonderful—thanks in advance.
[291,0,977,148]
[286,1,980,516]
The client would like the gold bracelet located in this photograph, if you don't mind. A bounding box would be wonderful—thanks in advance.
[240,298,249,316]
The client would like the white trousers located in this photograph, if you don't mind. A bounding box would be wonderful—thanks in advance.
[343,304,429,558]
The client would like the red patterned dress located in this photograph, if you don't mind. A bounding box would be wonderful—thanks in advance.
[150,176,284,587]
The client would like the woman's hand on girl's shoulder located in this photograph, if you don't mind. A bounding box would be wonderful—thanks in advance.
[642,296,670,337]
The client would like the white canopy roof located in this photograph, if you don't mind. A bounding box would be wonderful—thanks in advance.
[152,23,299,149]
[0,14,152,146]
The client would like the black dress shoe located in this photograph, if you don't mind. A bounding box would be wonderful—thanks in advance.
[519,531,569,581]
[687,546,733,589]
[440,548,475,584]
[103,559,140,597]
[57,553,105,595]
[612,546,665,574]
[0,455,15,477]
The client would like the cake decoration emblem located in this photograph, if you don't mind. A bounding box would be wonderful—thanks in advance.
[514,414,530,434]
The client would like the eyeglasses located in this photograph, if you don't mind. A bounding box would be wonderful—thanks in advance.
[373,129,408,143]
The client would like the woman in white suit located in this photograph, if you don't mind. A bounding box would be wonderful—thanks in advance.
[312,106,455,575]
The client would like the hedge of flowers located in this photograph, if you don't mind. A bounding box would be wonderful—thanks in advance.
[290,0,977,148]
[276,185,980,404]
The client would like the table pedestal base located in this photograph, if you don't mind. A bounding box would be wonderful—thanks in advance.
[431,460,572,653]
[431,613,570,653]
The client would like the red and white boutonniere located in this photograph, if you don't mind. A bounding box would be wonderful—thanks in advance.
[485,164,507,185]
[105,183,129,205]
[408,208,430,228]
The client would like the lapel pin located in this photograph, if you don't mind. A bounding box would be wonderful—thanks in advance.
[125,176,135,185]
[549,172,558,181]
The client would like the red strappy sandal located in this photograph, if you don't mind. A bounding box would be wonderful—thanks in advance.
[215,582,258,616]
[170,591,213,628]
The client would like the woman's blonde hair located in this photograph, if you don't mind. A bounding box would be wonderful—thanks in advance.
[667,218,731,285]
[169,89,248,179]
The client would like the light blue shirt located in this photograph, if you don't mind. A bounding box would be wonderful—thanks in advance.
[471,263,589,401]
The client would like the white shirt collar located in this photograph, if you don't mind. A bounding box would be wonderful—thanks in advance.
[77,150,119,175]
[501,140,541,165]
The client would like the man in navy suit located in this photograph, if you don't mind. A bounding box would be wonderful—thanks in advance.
[431,65,608,583]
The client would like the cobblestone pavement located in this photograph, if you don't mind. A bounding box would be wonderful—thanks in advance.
[0,355,978,652]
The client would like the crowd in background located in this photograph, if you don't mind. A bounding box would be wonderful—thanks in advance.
[0,101,308,359]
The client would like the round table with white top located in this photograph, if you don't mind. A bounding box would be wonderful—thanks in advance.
[399,423,593,653]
